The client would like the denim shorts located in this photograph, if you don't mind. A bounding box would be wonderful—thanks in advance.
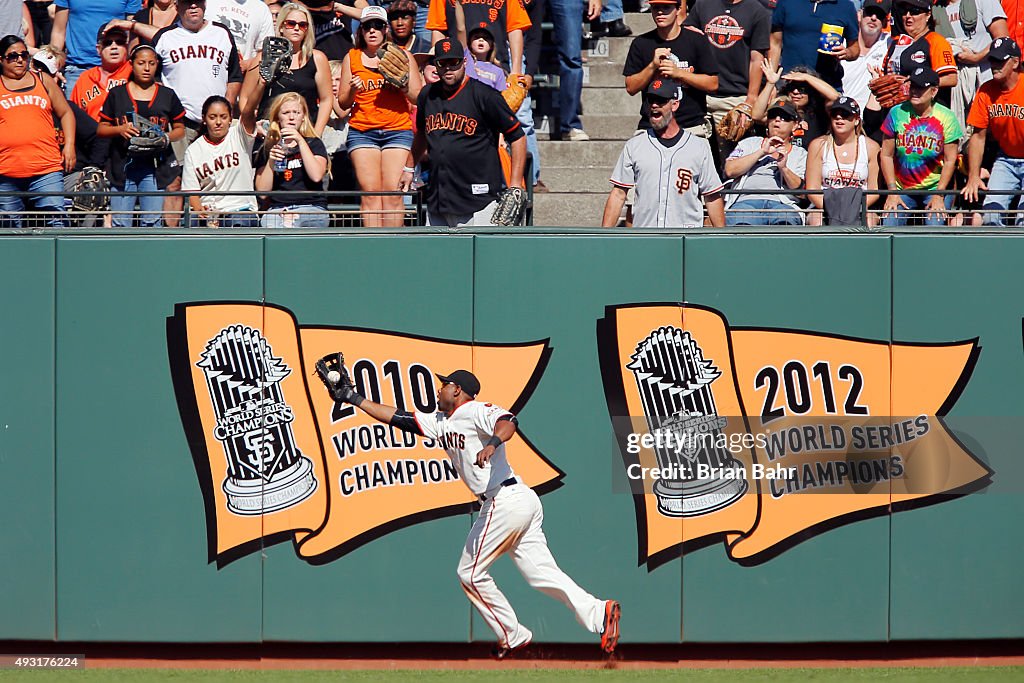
[347,127,414,152]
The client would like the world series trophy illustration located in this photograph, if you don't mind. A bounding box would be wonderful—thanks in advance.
[197,325,317,515]
[627,326,747,516]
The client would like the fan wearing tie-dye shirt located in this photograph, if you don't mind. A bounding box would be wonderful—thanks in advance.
[880,67,962,226]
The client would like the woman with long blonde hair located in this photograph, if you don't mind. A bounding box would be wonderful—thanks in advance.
[337,5,422,227]
[239,3,333,135]
[254,92,330,228]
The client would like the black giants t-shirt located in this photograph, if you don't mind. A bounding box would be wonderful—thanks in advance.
[308,5,355,61]
[99,82,186,189]
[263,136,329,208]
[623,28,718,129]
[685,0,770,97]
[416,77,525,216]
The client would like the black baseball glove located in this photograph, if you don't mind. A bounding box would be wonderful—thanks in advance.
[314,352,365,405]
[491,186,527,226]
[69,166,110,212]
[260,36,292,84]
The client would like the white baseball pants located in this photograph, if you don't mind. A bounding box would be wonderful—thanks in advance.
[457,482,607,648]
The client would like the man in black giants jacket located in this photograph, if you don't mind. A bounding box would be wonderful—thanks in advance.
[402,38,527,227]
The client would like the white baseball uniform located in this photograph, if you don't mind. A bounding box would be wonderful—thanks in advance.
[412,400,610,650]
[610,130,724,228]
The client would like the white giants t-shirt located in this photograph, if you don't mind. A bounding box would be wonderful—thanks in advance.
[153,21,242,122]
[181,121,258,212]
[414,401,516,496]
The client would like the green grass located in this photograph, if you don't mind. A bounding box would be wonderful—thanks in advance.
[2,668,1024,682]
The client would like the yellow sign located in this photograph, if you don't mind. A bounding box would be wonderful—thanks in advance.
[597,303,992,568]
[169,302,561,566]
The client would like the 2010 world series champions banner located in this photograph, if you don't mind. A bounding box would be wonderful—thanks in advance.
[597,303,993,569]
[168,302,562,566]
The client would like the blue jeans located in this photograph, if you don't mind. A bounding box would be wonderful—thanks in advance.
[188,211,259,228]
[346,127,414,151]
[600,0,623,23]
[414,5,432,47]
[0,172,67,228]
[549,0,584,134]
[982,155,1024,226]
[726,198,803,226]
[63,63,88,98]
[517,57,540,184]
[110,165,162,228]
[261,206,330,228]
[880,192,954,227]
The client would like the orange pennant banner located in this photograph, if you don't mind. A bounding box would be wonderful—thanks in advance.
[169,302,562,566]
[597,303,992,568]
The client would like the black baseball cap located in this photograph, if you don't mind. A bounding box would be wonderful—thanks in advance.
[896,0,930,11]
[862,0,890,19]
[436,370,481,397]
[829,95,860,116]
[431,37,464,62]
[767,97,798,118]
[645,78,679,100]
[988,37,1022,62]
[909,66,939,88]
[97,23,128,42]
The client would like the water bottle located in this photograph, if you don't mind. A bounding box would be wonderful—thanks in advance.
[273,141,291,173]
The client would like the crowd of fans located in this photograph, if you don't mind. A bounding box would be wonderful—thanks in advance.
[603,0,1024,226]
[0,0,1022,227]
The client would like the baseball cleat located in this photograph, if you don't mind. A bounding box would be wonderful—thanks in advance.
[600,600,621,654]
[492,636,533,660]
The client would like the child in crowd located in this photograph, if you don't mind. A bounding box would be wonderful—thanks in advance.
[254,92,331,228]
[97,45,185,227]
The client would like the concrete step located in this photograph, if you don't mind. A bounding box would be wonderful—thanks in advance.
[537,166,615,193]
[532,191,609,227]
[535,113,638,141]
[579,114,639,140]
[622,11,654,34]
[537,139,627,166]
[586,36,633,62]
[581,86,642,115]
[583,60,627,88]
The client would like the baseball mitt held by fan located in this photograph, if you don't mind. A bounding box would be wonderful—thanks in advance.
[491,186,527,226]
[716,102,753,142]
[502,75,528,112]
[127,112,169,154]
[314,352,364,405]
[69,166,110,212]
[260,36,292,84]
[377,42,410,90]
[868,74,909,109]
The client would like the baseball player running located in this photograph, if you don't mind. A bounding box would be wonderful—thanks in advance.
[602,79,725,228]
[316,357,621,659]
[400,37,527,227]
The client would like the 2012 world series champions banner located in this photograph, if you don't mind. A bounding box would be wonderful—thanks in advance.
[597,304,991,568]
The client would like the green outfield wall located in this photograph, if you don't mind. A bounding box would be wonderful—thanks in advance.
[1,232,1022,644]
